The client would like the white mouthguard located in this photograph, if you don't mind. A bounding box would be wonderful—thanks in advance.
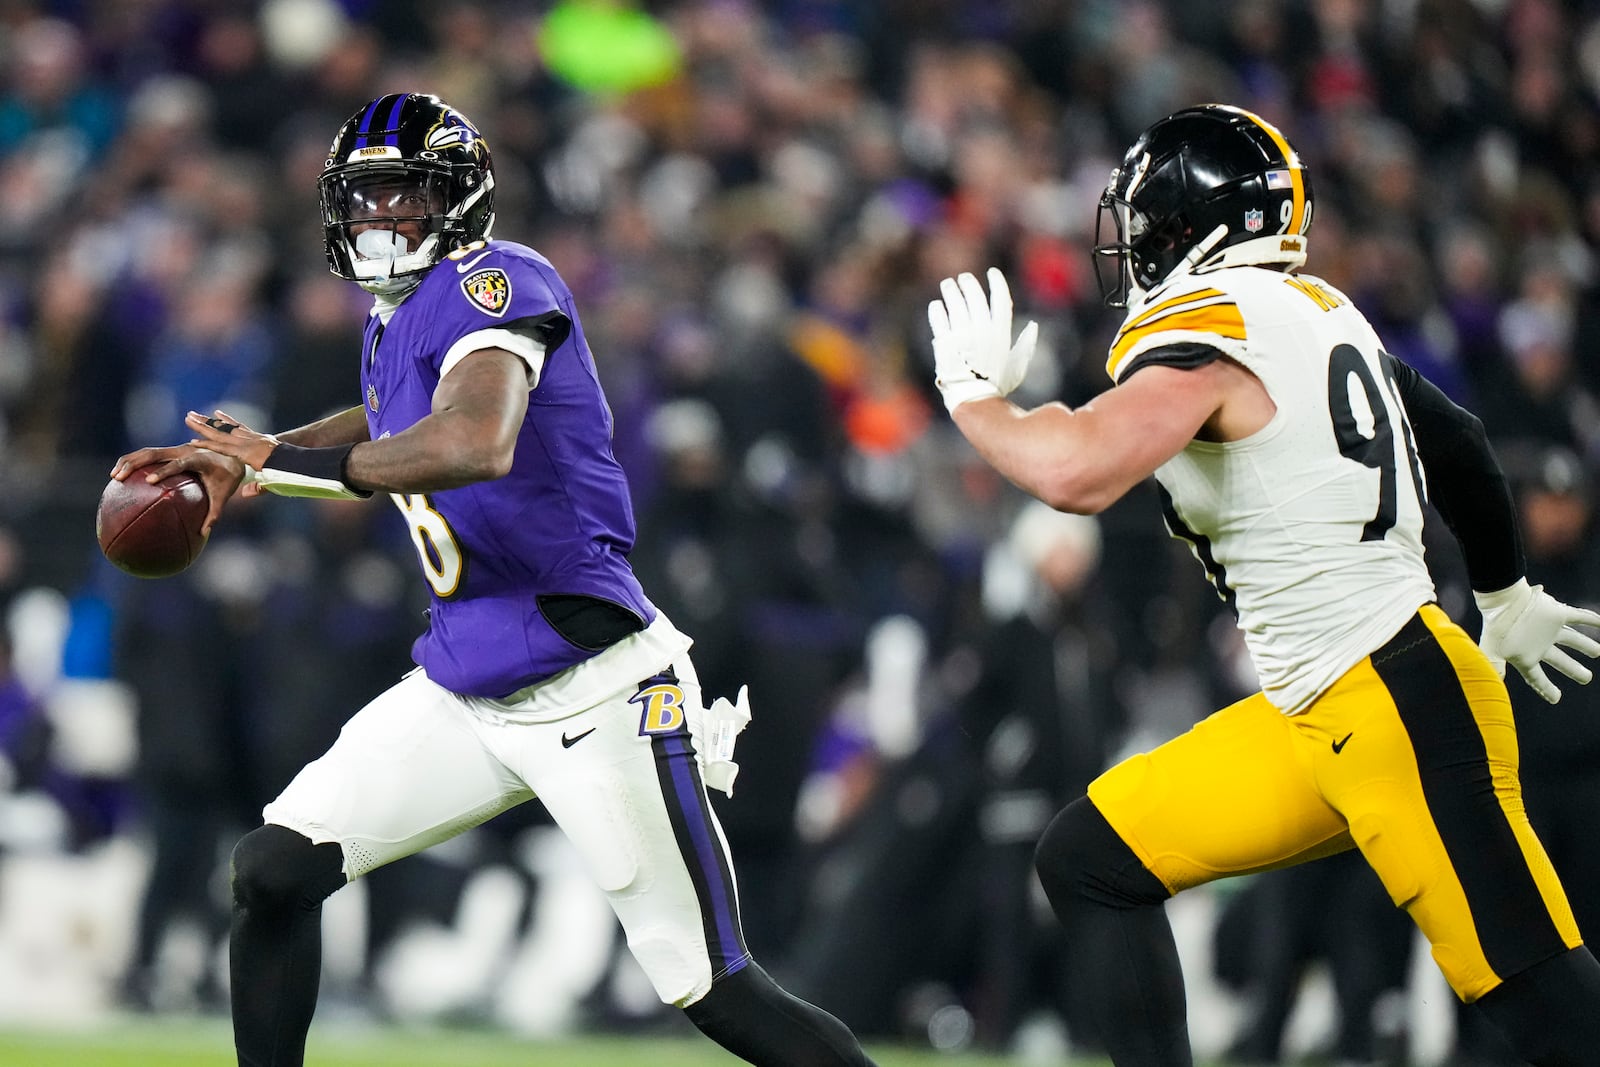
[354,228,411,261]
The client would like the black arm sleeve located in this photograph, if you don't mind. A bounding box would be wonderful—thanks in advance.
[1385,353,1524,592]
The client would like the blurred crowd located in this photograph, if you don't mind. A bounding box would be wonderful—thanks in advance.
[2,0,1600,1063]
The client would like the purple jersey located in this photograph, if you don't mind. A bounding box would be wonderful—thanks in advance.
[359,240,657,697]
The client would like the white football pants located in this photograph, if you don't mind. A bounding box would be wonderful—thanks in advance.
[262,659,750,1006]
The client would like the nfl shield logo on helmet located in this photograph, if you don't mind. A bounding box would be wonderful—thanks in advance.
[461,268,511,317]
[1244,208,1264,233]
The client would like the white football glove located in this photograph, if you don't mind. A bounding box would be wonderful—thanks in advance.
[929,267,1039,414]
[1474,578,1600,704]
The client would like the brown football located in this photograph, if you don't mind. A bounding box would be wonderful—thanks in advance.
[96,464,209,578]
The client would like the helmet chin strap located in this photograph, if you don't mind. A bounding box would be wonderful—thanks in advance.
[358,275,424,297]
[1169,224,1230,282]
[1129,223,1229,304]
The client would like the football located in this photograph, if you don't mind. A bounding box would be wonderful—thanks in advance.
[96,465,210,578]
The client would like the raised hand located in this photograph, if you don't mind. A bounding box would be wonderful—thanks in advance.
[929,267,1039,414]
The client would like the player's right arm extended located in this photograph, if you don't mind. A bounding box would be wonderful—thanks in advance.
[180,403,374,501]
[113,407,373,530]
[189,350,529,497]
[931,268,1247,513]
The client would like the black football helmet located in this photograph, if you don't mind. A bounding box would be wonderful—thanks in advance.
[319,92,495,294]
[1093,104,1313,307]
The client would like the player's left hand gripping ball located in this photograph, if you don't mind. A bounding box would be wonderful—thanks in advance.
[929,267,1039,414]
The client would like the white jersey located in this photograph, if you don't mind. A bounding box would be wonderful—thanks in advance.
[1107,265,1437,713]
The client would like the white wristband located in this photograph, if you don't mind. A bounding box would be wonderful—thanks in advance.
[938,377,1001,414]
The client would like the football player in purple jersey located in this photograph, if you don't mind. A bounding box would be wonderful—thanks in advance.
[111,92,876,1067]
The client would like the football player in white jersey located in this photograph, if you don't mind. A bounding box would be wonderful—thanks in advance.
[930,104,1600,1066]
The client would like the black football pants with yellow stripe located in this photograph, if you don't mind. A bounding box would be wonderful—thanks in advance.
[1036,605,1600,1066]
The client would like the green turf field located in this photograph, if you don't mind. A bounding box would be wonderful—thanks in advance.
[0,1017,1123,1067]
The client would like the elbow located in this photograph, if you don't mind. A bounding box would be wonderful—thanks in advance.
[485,437,517,479]
[449,430,516,483]
[470,442,516,481]
[1039,491,1114,516]
[1033,470,1116,515]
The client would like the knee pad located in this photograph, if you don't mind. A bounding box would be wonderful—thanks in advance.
[231,824,347,913]
[1034,795,1170,910]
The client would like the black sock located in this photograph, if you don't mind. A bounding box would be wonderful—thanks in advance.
[1034,797,1193,1067]
[229,825,347,1067]
[1474,946,1600,1066]
[683,961,877,1067]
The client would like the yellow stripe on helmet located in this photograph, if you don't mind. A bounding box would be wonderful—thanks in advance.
[1237,107,1305,235]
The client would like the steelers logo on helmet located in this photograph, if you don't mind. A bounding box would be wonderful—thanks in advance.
[1093,104,1313,308]
[319,93,497,296]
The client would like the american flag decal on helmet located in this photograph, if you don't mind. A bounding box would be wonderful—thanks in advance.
[1265,169,1294,190]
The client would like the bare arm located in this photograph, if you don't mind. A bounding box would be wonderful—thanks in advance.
[930,267,1272,513]
[113,405,370,488]
[344,349,528,492]
[187,348,529,495]
[951,359,1263,513]
[276,405,372,448]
